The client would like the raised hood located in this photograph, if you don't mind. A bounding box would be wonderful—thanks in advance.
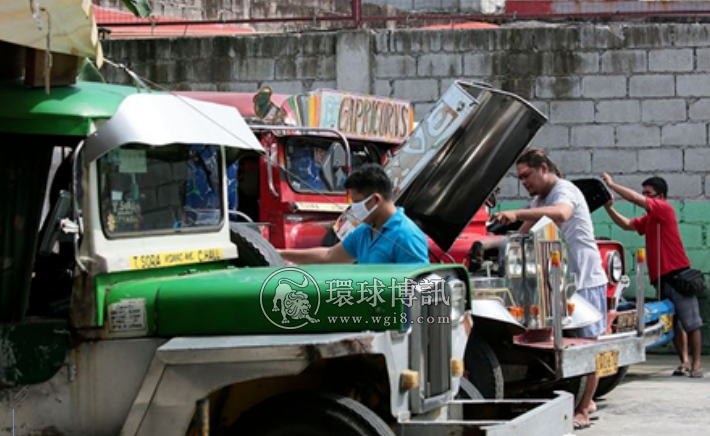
[386,81,547,252]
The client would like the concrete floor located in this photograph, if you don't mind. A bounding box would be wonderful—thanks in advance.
[578,355,710,436]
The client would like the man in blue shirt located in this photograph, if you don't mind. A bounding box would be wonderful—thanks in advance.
[278,164,430,265]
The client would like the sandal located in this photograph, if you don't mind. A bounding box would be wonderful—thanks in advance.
[689,368,704,378]
[574,419,592,430]
[673,365,690,376]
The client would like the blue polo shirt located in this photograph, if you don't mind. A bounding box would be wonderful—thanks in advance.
[342,207,430,264]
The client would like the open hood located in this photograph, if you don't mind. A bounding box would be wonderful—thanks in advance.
[386,81,547,252]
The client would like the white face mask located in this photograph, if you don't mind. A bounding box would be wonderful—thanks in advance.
[349,194,378,223]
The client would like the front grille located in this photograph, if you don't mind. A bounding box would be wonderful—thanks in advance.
[423,293,452,397]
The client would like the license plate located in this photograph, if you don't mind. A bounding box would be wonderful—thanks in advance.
[596,350,619,377]
[660,314,673,333]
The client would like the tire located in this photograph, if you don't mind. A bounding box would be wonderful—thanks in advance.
[463,335,504,399]
[594,366,629,399]
[234,392,395,436]
[456,377,484,400]
[229,223,284,267]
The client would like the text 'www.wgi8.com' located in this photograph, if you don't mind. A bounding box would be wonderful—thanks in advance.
[327,313,451,327]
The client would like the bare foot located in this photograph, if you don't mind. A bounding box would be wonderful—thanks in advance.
[573,411,591,430]
[588,400,597,414]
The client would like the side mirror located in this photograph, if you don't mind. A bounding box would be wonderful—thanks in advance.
[39,190,74,256]
[321,142,347,191]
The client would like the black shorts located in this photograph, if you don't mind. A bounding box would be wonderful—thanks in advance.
[656,280,703,333]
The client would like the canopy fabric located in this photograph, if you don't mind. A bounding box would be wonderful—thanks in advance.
[0,0,103,63]
[0,79,137,137]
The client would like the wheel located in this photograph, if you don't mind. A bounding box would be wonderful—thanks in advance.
[234,392,395,436]
[463,335,504,399]
[456,377,484,399]
[594,366,629,399]
[230,223,284,267]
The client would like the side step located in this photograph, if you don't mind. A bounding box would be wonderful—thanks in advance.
[397,392,573,436]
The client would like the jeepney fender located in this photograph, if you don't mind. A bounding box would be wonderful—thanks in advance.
[470,299,526,336]
[120,330,466,436]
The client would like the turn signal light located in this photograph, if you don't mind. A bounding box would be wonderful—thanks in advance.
[530,305,540,316]
[550,251,561,267]
[508,306,524,319]
[451,358,464,377]
[637,248,646,263]
[567,302,576,315]
[400,370,419,390]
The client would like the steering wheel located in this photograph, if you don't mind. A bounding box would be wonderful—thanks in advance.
[229,210,254,223]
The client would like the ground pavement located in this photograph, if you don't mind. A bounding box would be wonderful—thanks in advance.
[575,354,710,436]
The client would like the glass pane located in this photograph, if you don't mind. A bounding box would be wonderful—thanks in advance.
[98,144,223,237]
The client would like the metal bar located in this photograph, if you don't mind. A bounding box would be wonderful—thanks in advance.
[549,250,563,352]
[636,249,646,337]
[352,0,362,29]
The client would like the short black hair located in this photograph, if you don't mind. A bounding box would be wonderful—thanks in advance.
[516,148,563,177]
[642,176,668,197]
[344,163,393,200]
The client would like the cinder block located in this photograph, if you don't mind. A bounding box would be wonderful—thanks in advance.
[628,75,675,97]
[496,200,529,213]
[689,99,710,120]
[601,50,647,73]
[684,148,710,172]
[625,25,674,48]
[508,53,545,76]
[497,176,521,198]
[533,27,580,51]
[542,52,599,75]
[374,80,392,98]
[696,48,710,71]
[639,149,683,171]
[233,58,275,81]
[658,173,704,199]
[530,125,570,149]
[268,81,305,94]
[500,78,534,100]
[616,126,661,148]
[548,150,592,174]
[595,100,641,123]
[417,53,462,77]
[649,49,694,72]
[393,30,442,53]
[296,56,320,78]
[641,99,686,123]
[374,55,417,78]
[674,24,710,48]
[592,150,638,174]
[529,100,550,117]
[677,75,710,97]
[375,32,391,53]
[392,79,439,102]
[682,201,710,222]
[216,82,260,92]
[550,101,595,124]
[463,53,505,76]
[687,249,710,271]
[578,26,625,50]
[661,123,707,147]
[535,77,581,99]
[413,102,436,121]
[571,125,615,148]
[309,81,337,91]
[679,224,704,248]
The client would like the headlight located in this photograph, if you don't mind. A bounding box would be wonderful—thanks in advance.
[524,240,537,276]
[607,251,623,283]
[449,278,467,325]
[507,245,523,277]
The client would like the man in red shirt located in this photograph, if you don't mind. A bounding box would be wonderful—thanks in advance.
[602,174,703,378]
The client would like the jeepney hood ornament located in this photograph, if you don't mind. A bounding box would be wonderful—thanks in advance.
[386,81,547,252]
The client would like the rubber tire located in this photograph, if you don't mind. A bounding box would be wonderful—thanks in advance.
[463,335,504,399]
[234,392,395,436]
[456,377,485,400]
[594,366,629,399]
[229,223,284,267]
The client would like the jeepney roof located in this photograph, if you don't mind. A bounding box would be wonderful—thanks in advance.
[0,79,140,137]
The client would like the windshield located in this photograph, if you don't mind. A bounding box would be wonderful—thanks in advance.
[98,143,223,237]
[284,137,384,195]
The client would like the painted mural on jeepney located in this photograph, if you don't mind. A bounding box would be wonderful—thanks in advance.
[318,90,413,143]
[385,83,478,198]
[256,88,414,144]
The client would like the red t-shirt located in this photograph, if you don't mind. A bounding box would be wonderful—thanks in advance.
[630,198,690,283]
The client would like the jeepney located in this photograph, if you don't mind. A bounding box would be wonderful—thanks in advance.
[185,81,673,402]
[0,7,573,434]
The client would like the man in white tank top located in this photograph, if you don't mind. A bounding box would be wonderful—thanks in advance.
[492,148,607,431]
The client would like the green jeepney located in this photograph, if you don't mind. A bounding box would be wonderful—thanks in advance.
[0,4,572,436]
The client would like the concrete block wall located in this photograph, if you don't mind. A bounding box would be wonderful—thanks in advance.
[102,23,710,350]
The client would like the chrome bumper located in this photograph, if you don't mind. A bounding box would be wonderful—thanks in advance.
[397,392,573,436]
[559,321,664,378]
